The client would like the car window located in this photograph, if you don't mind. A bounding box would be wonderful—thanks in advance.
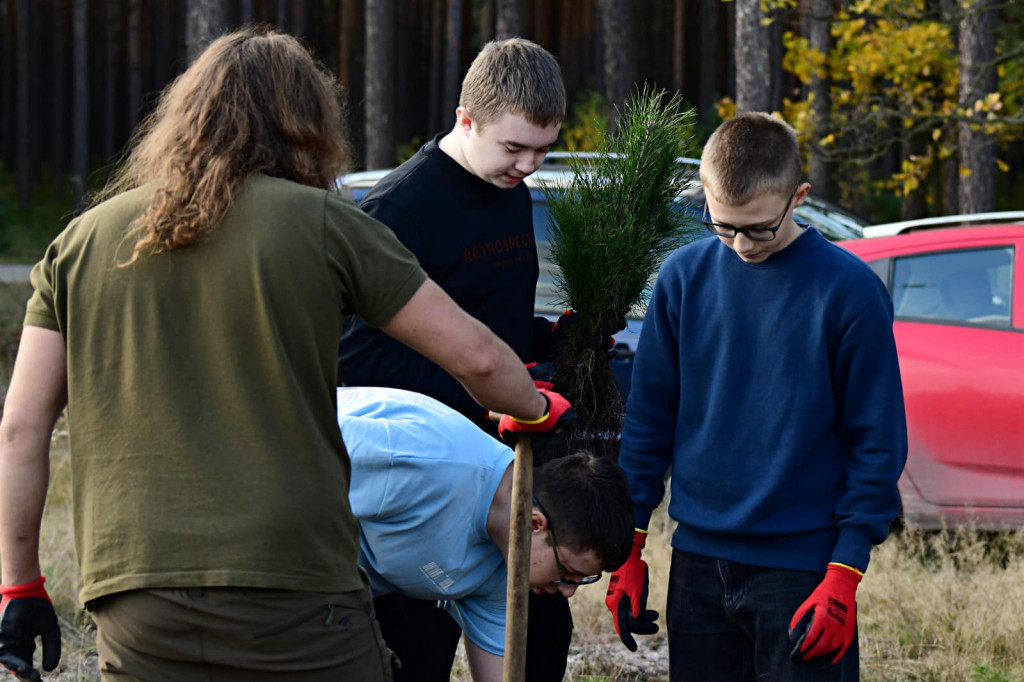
[867,257,890,284]
[891,247,1013,327]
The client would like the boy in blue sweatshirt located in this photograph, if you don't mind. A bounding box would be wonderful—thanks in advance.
[604,112,907,681]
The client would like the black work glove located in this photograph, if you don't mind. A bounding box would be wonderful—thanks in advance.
[550,310,623,359]
[525,361,556,390]
[0,576,61,680]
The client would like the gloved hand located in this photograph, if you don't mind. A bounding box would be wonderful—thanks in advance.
[0,576,62,681]
[497,389,575,445]
[788,563,862,664]
[605,530,659,651]
[525,361,556,390]
[550,310,622,358]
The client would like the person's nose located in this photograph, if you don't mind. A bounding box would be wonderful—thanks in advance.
[515,150,544,175]
[732,232,755,252]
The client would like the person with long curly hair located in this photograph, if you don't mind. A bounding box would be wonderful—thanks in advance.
[0,29,569,681]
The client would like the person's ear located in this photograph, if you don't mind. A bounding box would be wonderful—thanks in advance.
[793,182,812,208]
[455,107,473,135]
[530,508,548,533]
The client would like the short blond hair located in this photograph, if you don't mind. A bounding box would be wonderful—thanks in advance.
[459,38,566,128]
[700,112,802,205]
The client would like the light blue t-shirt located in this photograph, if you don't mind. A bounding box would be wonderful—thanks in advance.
[338,386,515,655]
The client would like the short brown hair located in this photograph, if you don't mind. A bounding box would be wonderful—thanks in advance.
[459,38,566,128]
[700,112,802,205]
[533,451,633,572]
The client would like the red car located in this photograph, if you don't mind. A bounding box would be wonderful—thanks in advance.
[841,223,1024,529]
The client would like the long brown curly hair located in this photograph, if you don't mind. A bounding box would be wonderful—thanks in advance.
[98,28,351,265]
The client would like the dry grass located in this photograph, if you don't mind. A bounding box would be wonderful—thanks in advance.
[858,526,1024,681]
[1,299,1021,682]
[9,431,1024,682]
[557,506,1024,682]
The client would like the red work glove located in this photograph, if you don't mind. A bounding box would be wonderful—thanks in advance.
[604,530,659,651]
[497,389,575,445]
[788,563,863,664]
[0,576,62,680]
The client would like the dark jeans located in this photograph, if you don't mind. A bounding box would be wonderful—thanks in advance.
[667,549,859,682]
[373,590,573,681]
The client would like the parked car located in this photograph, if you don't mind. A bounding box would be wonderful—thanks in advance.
[860,210,1024,238]
[340,154,868,395]
[840,222,1024,529]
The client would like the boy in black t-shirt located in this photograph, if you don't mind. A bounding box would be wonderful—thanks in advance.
[339,38,573,682]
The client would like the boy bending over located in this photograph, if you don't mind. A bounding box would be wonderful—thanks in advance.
[338,387,634,682]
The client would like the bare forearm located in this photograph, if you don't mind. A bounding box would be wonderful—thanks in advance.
[0,426,51,585]
[445,321,547,420]
[380,280,546,421]
[0,326,67,585]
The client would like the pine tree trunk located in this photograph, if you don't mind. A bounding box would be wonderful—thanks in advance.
[769,13,784,113]
[534,0,553,47]
[734,0,771,113]
[290,2,307,40]
[276,0,287,31]
[940,0,959,215]
[185,0,229,64]
[672,0,685,94]
[804,0,832,199]
[51,0,67,200]
[496,0,524,39]
[127,0,142,130]
[901,135,928,220]
[478,0,494,44]
[696,0,718,124]
[103,0,118,166]
[71,0,88,211]
[365,0,397,169]
[1,0,13,171]
[338,0,359,91]
[597,0,638,133]
[15,0,30,209]
[442,0,463,123]
[152,0,173,89]
[958,0,997,213]
[428,0,446,132]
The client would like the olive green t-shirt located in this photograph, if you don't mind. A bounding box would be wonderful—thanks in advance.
[25,174,427,605]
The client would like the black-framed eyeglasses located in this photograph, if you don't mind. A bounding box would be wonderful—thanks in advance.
[702,189,797,242]
[533,496,602,587]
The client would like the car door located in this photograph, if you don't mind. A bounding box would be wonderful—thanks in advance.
[887,240,1024,512]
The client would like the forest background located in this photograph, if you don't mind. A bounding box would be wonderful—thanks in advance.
[2,3,1024,680]
[1,0,1023,262]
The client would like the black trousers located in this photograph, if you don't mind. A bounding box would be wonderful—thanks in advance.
[373,590,573,681]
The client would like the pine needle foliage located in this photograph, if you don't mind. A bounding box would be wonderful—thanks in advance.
[542,87,702,449]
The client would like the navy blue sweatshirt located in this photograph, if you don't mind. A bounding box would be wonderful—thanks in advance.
[620,228,907,572]
[338,135,548,420]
